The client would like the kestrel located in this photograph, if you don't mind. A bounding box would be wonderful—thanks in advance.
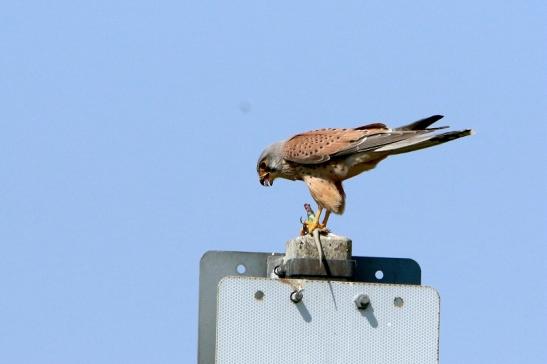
[256,115,473,234]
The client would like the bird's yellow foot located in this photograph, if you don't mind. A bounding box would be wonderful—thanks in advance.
[300,204,330,235]
[300,220,327,236]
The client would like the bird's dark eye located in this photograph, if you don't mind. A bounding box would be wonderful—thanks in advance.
[259,162,267,170]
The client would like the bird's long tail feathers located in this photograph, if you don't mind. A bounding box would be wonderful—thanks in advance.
[375,129,474,155]
[394,114,446,131]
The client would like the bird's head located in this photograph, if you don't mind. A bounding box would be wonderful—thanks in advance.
[256,141,285,187]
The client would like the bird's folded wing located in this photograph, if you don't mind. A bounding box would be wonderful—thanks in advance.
[331,130,432,157]
[281,115,465,165]
[282,125,389,164]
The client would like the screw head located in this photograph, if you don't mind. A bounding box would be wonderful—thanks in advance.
[354,294,370,310]
[273,265,285,277]
[290,289,303,303]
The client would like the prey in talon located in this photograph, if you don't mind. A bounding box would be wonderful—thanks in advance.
[300,203,329,236]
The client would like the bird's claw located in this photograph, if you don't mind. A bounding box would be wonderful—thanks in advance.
[300,220,329,236]
[300,204,330,235]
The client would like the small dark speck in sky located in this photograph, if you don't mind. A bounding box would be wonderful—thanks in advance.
[239,100,252,113]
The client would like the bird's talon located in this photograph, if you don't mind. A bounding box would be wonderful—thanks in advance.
[300,220,328,235]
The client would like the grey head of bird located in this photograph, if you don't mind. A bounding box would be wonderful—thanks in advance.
[256,140,291,186]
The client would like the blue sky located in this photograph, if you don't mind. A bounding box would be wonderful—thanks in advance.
[1,1,545,363]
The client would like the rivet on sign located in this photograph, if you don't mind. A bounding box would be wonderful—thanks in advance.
[254,290,264,300]
[354,294,370,310]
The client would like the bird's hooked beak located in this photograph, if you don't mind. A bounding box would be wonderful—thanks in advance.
[259,172,273,186]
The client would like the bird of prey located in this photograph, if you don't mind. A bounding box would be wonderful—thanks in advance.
[256,115,473,234]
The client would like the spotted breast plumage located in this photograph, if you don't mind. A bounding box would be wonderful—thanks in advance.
[256,115,473,234]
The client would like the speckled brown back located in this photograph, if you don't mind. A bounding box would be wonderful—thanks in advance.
[282,124,388,164]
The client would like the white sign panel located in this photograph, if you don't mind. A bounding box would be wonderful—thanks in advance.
[216,276,439,364]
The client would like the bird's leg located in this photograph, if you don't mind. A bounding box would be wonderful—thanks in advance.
[320,210,331,229]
